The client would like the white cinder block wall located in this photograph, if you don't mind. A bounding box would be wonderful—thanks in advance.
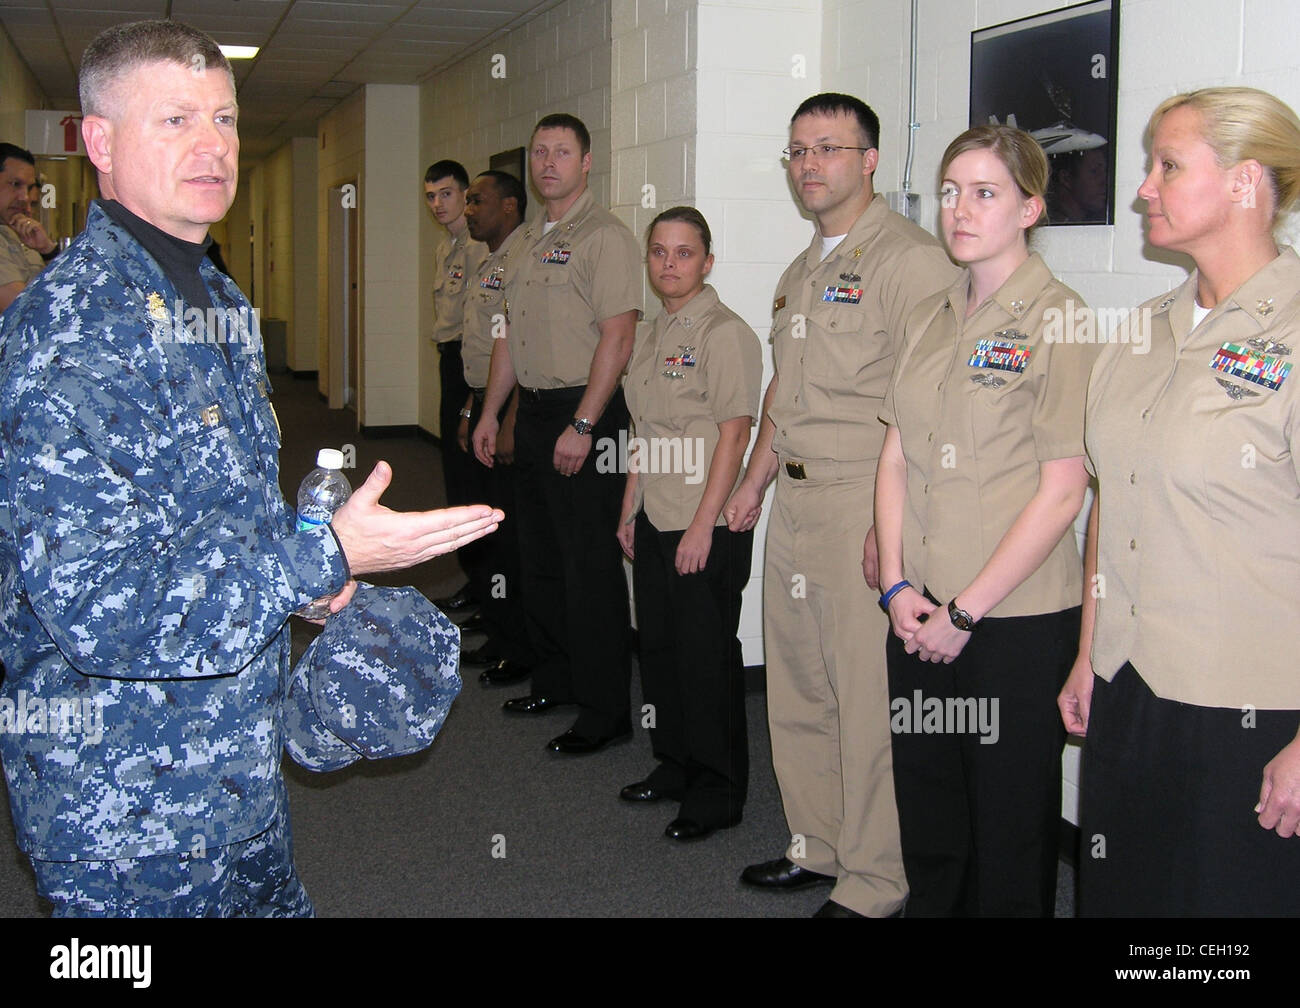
[417,0,615,437]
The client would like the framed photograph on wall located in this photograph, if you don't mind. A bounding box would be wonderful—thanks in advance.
[969,0,1119,226]
[489,146,526,184]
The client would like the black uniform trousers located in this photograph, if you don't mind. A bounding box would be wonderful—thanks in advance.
[464,390,534,666]
[1079,662,1300,916]
[437,338,479,583]
[886,602,1079,917]
[632,512,752,826]
[513,385,631,736]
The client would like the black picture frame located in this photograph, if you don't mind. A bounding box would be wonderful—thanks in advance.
[969,0,1120,226]
[489,146,526,184]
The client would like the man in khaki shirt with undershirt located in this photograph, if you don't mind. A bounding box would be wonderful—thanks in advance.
[459,169,534,688]
[426,160,487,614]
[472,113,642,755]
[725,93,958,917]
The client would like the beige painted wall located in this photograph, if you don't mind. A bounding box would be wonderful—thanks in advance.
[0,23,49,142]
[316,91,365,402]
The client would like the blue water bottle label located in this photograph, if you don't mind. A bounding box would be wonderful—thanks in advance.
[296,513,327,532]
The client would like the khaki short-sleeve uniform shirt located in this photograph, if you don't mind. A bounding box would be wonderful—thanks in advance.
[508,189,643,389]
[768,195,959,465]
[1085,248,1300,708]
[623,284,762,531]
[0,224,44,291]
[431,228,487,345]
[462,223,526,389]
[881,253,1097,618]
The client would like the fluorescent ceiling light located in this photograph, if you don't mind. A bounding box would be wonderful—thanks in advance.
[220,45,259,59]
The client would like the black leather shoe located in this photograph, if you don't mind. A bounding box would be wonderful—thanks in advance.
[813,899,867,917]
[461,643,502,666]
[434,585,476,612]
[619,780,675,803]
[740,856,836,890]
[502,694,567,715]
[665,816,740,842]
[459,613,487,635]
[546,726,632,755]
[478,660,531,687]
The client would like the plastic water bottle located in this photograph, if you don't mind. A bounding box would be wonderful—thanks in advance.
[295,448,352,619]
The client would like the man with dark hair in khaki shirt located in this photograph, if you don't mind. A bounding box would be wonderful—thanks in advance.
[426,159,487,615]
[459,169,534,688]
[726,93,959,917]
[0,143,58,313]
[473,113,642,754]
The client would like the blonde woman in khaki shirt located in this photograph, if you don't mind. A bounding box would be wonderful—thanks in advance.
[1061,87,1300,916]
[617,207,762,841]
[875,126,1094,915]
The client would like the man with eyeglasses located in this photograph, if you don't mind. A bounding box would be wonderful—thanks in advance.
[725,92,958,917]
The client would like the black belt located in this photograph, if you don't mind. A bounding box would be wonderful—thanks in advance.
[518,384,585,403]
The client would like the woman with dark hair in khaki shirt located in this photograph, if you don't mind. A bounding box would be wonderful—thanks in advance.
[616,207,762,841]
[1060,87,1300,915]
[875,125,1096,915]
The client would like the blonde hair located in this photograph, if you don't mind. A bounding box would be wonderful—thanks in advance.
[1148,87,1300,218]
[940,125,1049,230]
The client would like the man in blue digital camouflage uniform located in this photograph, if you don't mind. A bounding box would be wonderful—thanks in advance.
[0,20,502,917]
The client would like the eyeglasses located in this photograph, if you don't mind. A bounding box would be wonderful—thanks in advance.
[782,144,872,160]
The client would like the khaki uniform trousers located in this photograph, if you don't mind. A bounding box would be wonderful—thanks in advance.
[763,460,906,917]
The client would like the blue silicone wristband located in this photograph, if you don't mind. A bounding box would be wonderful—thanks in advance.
[879,579,911,612]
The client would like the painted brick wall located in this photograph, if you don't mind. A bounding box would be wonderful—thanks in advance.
[417,0,615,437]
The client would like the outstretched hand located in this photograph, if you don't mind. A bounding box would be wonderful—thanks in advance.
[330,461,503,576]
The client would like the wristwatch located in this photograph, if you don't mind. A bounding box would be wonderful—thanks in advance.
[947,598,977,632]
[570,417,594,436]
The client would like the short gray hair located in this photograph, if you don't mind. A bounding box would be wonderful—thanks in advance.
[79,20,233,117]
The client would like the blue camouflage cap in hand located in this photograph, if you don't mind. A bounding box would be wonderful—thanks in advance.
[284,583,462,772]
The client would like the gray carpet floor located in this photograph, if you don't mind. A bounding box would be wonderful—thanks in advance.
[0,372,1076,917]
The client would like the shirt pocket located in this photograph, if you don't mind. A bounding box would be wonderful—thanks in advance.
[173,404,253,505]
[805,300,882,379]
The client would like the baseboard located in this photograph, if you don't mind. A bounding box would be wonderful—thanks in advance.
[358,424,420,439]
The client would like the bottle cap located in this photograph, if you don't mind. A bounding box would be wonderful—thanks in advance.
[317,448,345,470]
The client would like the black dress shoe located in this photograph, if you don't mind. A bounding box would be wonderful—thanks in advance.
[434,585,476,612]
[502,694,567,715]
[665,816,740,842]
[478,660,532,687]
[813,899,867,917]
[546,726,631,755]
[619,780,675,803]
[461,643,502,666]
[459,613,486,635]
[740,856,836,890]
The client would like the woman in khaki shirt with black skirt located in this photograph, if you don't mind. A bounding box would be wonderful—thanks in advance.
[875,126,1096,915]
[1060,87,1300,915]
[617,207,762,841]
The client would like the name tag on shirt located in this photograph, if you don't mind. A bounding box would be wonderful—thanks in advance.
[1210,342,1291,390]
[968,338,1031,374]
[541,249,571,265]
[822,285,863,304]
